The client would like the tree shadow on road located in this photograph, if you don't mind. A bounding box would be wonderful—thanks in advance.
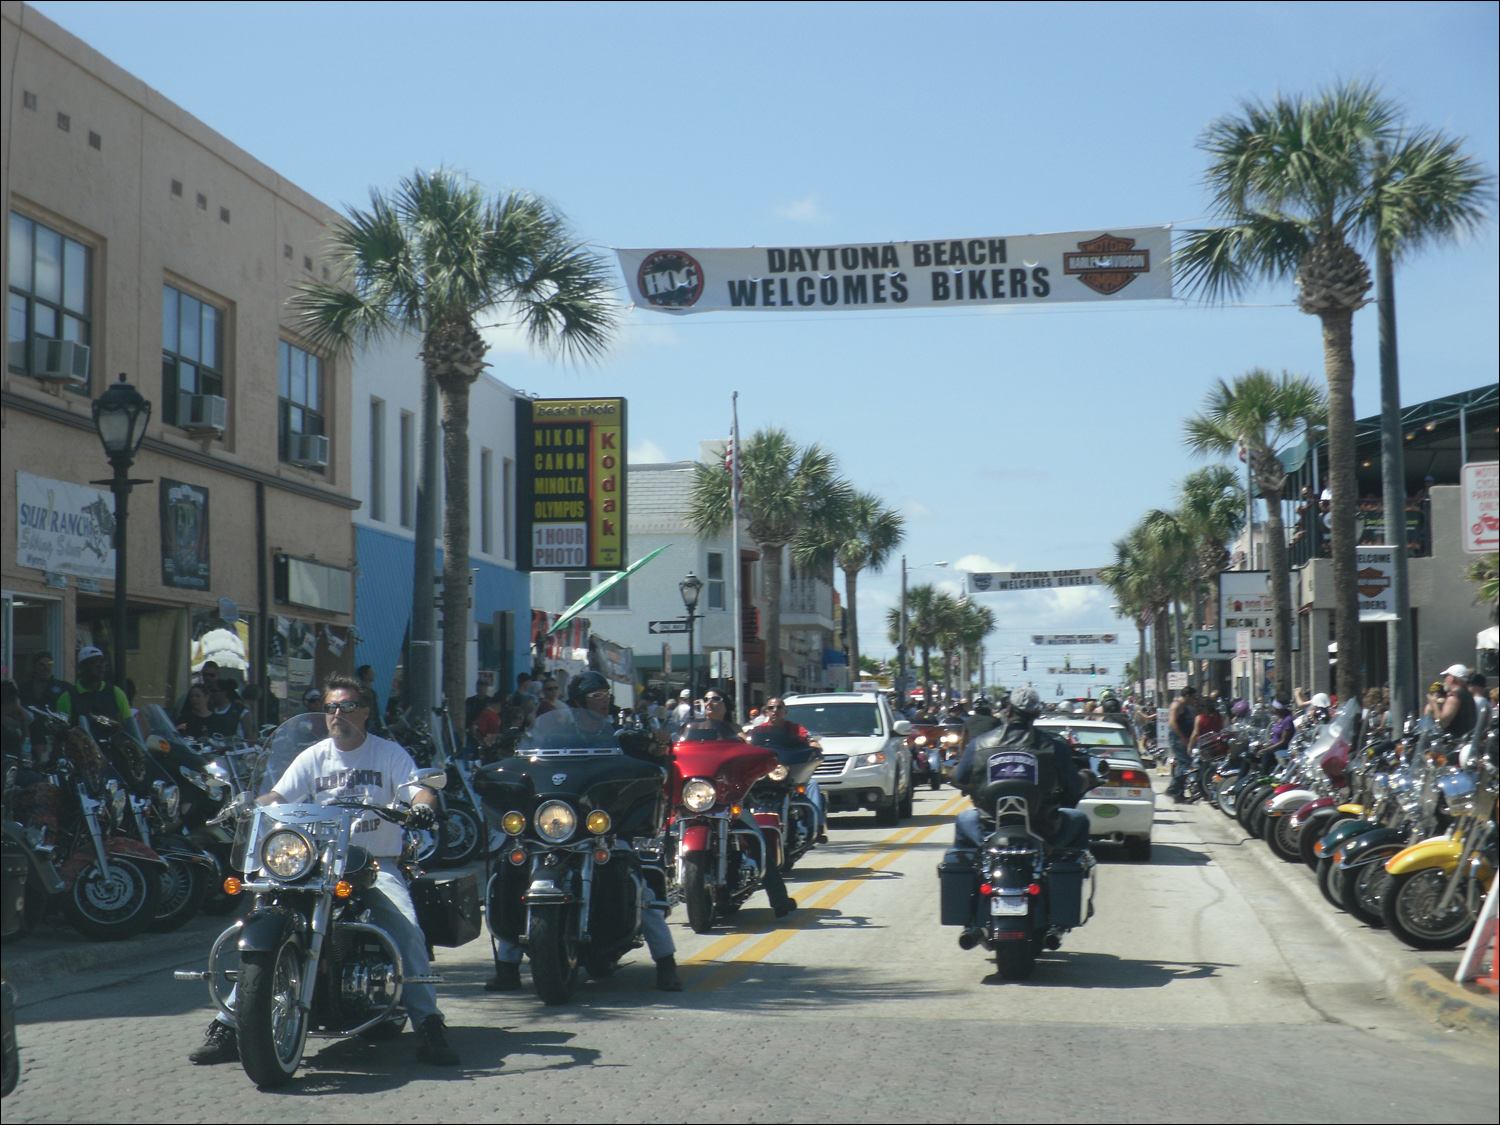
[982,950,1231,989]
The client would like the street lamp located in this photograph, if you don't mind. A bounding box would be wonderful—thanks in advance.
[897,556,946,708]
[679,571,704,699]
[91,374,152,688]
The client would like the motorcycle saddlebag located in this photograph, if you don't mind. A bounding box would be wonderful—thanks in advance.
[1046,854,1088,929]
[937,850,977,927]
[411,869,482,948]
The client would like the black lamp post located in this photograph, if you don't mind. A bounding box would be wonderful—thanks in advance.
[91,374,152,688]
[679,571,704,699]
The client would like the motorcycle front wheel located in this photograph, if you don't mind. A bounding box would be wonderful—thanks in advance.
[147,856,209,933]
[1335,859,1392,928]
[1216,775,1244,817]
[1381,868,1476,950]
[61,857,160,941]
[1301,814,1353,869]
[437,803,484,867]
[1265,814,1302,863]
[682,853,716,934]
[1317,856,1347,911]
[528,904,579,1005]
[237,931,309,1088]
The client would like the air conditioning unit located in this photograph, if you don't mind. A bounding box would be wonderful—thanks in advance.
[30,338,90,385]
[178,392,227,436]
[288,432,329,468]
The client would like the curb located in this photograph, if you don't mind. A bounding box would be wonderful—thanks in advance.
[1224,805,1499,1040]
[3,919,220,988]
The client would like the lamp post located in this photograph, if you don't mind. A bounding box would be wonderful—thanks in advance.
[91,374,152,688]
[897,556,947,707]
[679,571,704,699]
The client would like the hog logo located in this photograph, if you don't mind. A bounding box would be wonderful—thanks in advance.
[637,250,704,308]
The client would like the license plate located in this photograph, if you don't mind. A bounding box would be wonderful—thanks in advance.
[1093,788,1146,799]
[990,895,1028,916]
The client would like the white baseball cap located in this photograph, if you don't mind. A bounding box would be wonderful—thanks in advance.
[679,689,692,699]
[77,646,106,663]
[1441,664,1472,680]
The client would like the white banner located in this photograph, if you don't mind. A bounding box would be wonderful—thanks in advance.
[15,471,115,580]
[1218,570,1299,653]
[1462,461,1498,555]
[1355,546,1398,622]
[968,569,1103,593]
[617,228,1172,313]
[1031,633,1118,645]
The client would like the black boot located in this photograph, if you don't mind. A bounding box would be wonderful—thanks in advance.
[655,955,683,992]
[188,1020,238,1065]
[414,1015,460,1066]
[484,960,522,991]
[764,863,796,918]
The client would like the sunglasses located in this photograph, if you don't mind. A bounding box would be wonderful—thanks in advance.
[704,696,724,704]
[586,689,611,699]
[323,700,364,714]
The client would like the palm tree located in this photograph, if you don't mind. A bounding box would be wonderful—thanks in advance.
[886,584,948,705]
[792,489,905,675]
[292,169,616,711]
[689,428,846,696]
[1175,464,1246,690]
[1176,80,1493,701]
[1103,512,1191,704]
[1466,554,1499,622]
[953,601,996,697]
[1183,372,1323,701]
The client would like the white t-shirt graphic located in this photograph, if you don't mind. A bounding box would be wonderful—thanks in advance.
[272,733,420,858]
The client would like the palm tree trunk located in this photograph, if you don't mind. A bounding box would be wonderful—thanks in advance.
[1320,308,1364,701]
[1263,480,1293,703]
[1190,579,1204,690]
[842,564,861,674]
[437,374,473,716]
[1152,604,1173,704]
[761,541,784,696]
[921,644,932,704]
[1137,619,1148,702]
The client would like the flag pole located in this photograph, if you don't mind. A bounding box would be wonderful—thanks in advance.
[731,392,746,726]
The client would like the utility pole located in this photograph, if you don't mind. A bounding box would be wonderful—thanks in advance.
[409,374,439,716]
[1376,240,1414,726]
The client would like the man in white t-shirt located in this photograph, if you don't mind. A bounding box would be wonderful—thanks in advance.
[189,675,459,1069]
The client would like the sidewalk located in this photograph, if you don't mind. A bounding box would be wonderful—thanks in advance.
[1197,794,1498,1038]
[3,911,227,987]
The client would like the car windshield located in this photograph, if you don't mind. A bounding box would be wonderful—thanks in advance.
[784,702,883,738]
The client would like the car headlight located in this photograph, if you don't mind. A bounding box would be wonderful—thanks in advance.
[153,781,181,820]
[586,810,612,835]
[261,829,315,880]
[767,764,789,782]
[501,810,526,836]
[681,778,716,812]
[861,751,886,767]
[536,801,577,842]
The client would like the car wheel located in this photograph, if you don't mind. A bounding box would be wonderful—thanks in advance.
[1125,836,1152,862]
[874,796,899,827]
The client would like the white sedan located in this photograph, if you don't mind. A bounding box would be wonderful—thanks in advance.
[1035,718,1156,862]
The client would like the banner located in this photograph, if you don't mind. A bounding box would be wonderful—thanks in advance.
[160,478,210,589]
[1355,546,1398,622]
[618,228,1172,313]
[1031,633,1117,645]
[968,569,1102,593]
[515,397,627,571]
[1218,571,1299,653]
[15,470,115,580]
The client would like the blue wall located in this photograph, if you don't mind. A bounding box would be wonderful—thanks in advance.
[354,525,531,712]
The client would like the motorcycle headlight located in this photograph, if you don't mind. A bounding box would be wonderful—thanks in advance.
[681,778,716,812]
[942,734,960,744]
[535,801,577,842]
[261,828,315,880]
[179,764,210,791]
[153,781,181,820]
[107,780,129,822]
[862,751,887,766]
[767,764,789,782]
[914,736,928,745]
[501,810,526,836]
[586,810,612,835]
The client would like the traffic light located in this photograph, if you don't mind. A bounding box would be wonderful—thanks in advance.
[1090,664,1097,677]
[1022,656,1028,671]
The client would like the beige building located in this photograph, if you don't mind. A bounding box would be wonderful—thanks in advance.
[2,1,357,716]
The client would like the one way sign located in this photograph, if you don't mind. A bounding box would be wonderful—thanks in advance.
[649,619,690,635]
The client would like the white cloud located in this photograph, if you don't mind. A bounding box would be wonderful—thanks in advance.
[903,498,933,519]
[773,194,830,224]
[630,439,670,464]
[955,553,1014,573]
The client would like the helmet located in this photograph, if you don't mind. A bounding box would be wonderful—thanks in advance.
[1099,697,1123,714]
[1231,700,1250,717]
[1007,687,1043,717]
[1098,688,1118,702]
[568,671,612,705]
[971,699,993,716]
[77,645,106,664]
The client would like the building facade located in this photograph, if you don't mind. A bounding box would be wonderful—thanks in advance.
[2,2,356,714]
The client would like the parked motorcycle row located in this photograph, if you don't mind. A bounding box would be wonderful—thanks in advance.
[1191,698,1497,953]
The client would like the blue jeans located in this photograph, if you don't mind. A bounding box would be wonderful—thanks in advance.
[806,778,826,832]
[219,866,440,1030]
[1166,733,1192,797]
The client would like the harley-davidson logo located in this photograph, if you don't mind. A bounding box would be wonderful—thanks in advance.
[1063,233,1151,295]
[552,773,568,786]
[1357,567,1391,599]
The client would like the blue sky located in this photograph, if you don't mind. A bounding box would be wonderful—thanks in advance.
[34,1,1499,684]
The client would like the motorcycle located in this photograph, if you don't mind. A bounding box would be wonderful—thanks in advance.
[2,817,64,1097]
[908,723,960,790]
[476,708,670,1003]
[386,709,487,867]
[747,736,823,872]
[173,713,471,1087]
[668,733,782,932]
[1261,702,1355,863]
[938,751,1098,981]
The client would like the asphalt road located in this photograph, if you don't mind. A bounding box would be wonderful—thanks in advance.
[5,786,1496,1123]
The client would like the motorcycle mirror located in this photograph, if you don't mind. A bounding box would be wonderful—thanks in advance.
[413,767,447,790]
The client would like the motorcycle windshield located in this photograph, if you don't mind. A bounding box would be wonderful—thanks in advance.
[251,712,330,797]
[518,706,622,754]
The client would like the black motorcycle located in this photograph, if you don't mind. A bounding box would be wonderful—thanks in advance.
[476,708,668,1004]
[747,740,823,871]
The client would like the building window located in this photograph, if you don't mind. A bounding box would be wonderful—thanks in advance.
[8,213,92,394]
[278,340,324,465]
[597,573,628,609]
[502,457,514,560]
[563,571,627,609]
[369,398,386,521]
[398,410,415,528]
[480,448,494,554]
[707,551,726,610]
[161,284,224,425]
[563,571,592,606]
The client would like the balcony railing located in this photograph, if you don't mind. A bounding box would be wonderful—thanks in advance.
[1289,496,1431,568]
[785,578,830,617]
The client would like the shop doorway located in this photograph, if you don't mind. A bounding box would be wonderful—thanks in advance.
[75,596,188,712]
[2,592,63,682]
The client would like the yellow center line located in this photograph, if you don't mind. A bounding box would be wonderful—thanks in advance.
[679,793,969,970]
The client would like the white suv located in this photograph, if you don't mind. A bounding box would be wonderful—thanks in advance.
[782,693,913,826]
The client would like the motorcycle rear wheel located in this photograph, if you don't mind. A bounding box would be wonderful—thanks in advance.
[1381,868,1476,950]
[682,853,715,934]
[1336,860,1392,928]
[436,803,484,867]
[61,857,160,942]
[147,856,209,933]
[1265,814,1302,863]
[929,777,942,791]
[528,904,579,1004]
[237,933,309,1088]
[994,939,1036,981]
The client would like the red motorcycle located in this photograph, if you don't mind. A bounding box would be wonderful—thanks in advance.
[667,736,782,933]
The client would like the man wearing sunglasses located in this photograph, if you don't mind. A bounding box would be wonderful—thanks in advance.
[749,699,828,842]
[189,673,459,1069]
[536,678,562,717]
